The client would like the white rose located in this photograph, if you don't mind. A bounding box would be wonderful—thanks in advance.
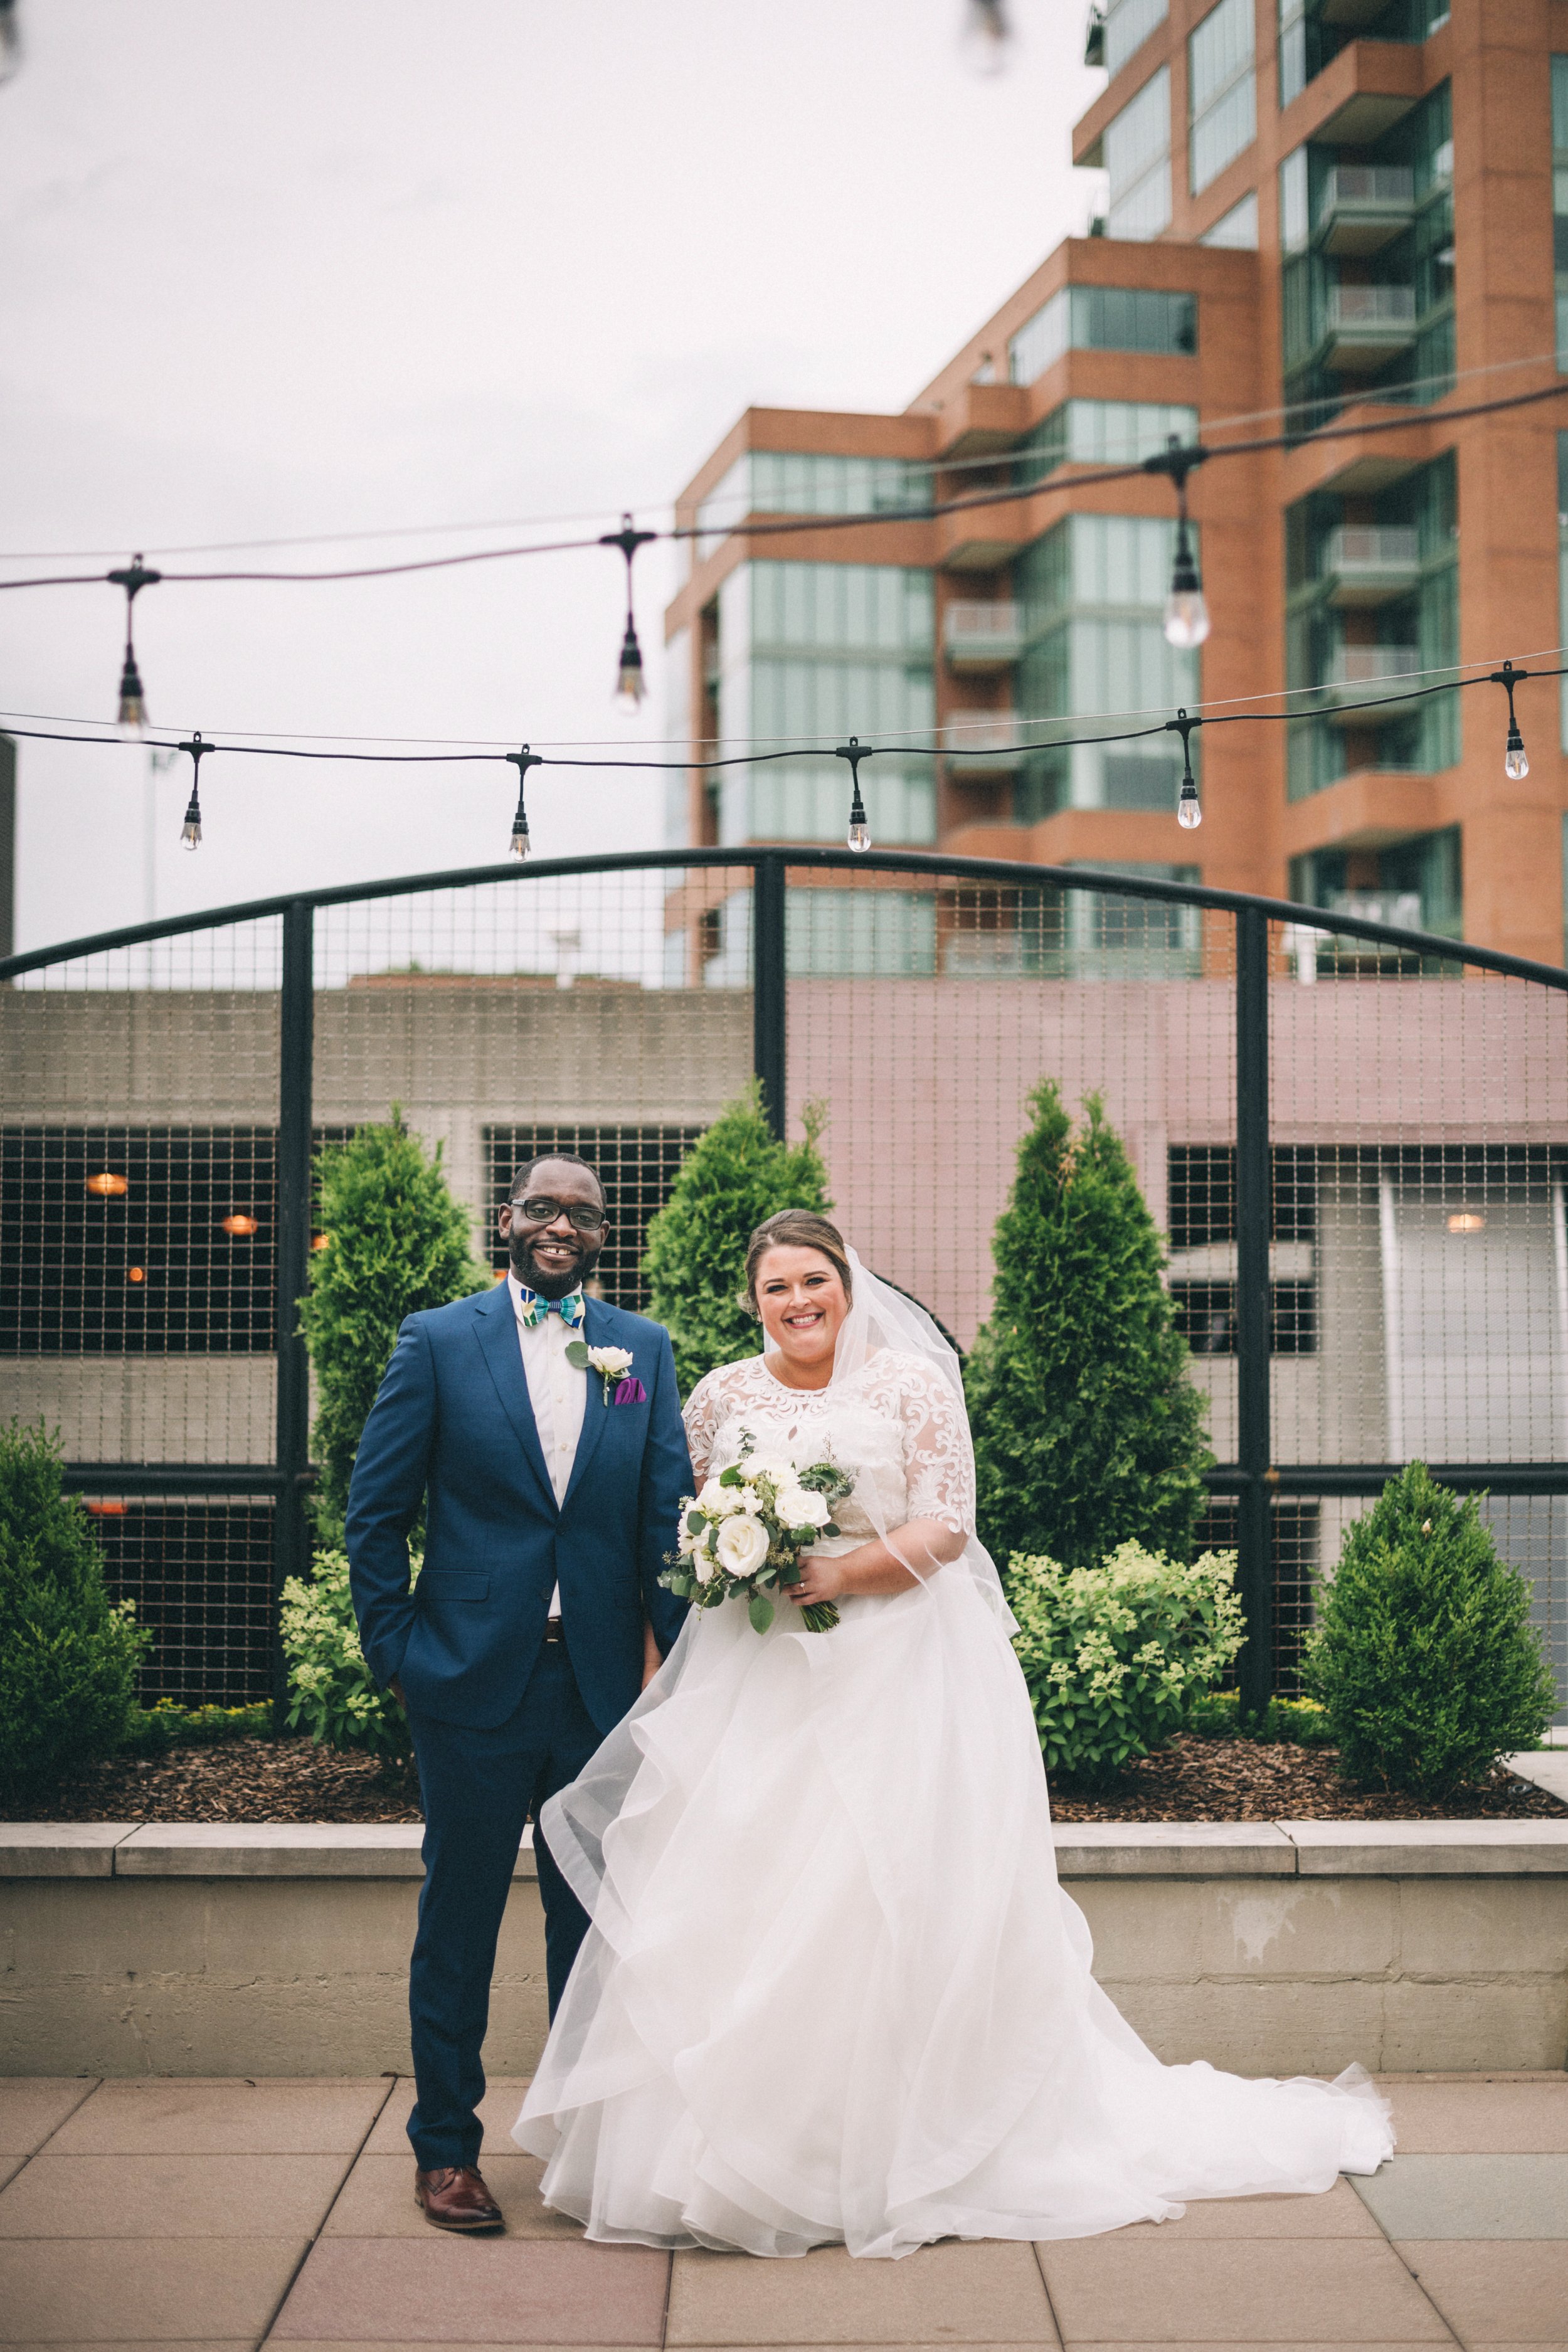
[742,1452,795,1486]
[693,1545,719,1585]
[715,1515,771,1579]
[776,1484,830,1530]
[697,1478,744,1518]
[588,1345,635,1377]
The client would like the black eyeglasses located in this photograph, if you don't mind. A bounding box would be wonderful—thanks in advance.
[512,1194,607,1231]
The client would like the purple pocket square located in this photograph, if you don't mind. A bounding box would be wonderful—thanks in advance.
[613,1376,647,1406]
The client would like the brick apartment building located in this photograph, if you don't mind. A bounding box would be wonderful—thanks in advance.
[663,0,1567,978]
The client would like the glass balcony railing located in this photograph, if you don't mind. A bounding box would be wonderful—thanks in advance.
[943,601,1025,669]
[1323,283,1417,370]
[943,712,1026,773]
[1318,644,1422,721]
[1315,166,1416,255]
[1322,524,1421,605]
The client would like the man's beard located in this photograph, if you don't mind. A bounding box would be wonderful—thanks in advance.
[509,1229,602,1300]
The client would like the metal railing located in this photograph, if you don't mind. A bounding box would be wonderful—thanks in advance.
[4,845,1565,1724]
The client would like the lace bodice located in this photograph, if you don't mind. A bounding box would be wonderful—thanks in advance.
[682,1348,976,1547]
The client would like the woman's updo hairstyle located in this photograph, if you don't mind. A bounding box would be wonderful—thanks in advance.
[743,1210,854,1321]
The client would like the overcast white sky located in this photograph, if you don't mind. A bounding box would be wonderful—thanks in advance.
[0,0,1103,956]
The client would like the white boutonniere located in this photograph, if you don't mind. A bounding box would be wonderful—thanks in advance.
[567,1338,638,1404]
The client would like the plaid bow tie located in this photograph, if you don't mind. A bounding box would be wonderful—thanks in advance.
[516,1286,585,1330]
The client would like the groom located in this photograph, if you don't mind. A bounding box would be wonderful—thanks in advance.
[346,1153,691,2232]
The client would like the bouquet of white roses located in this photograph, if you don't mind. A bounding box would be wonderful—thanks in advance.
[662,1431,855,1633]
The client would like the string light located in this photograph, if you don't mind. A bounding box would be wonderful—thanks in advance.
[177,731,212,850]
[1492,660,1530,779]
[1170,709,1202,829]
[837,736,874,852]
[505,744,541,858]
[960,0,1012,73]
[1144,440,1211,651]
[600,514,655,712]
[107,555,161,735]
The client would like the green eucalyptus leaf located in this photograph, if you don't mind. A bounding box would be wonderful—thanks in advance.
[748,1593,775,1634]
[564,1338,591,1370]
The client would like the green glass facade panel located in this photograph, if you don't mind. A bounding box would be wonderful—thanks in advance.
[1009,285,1197,383]
[695,451,923,559]
[699,885,938,984]
[1189,0,1256,194]
[1104,66,1173,238]
[1104,0,1167,76]
[1201,190,1259,247]
[1279,0,1451,110]
[1289,828,1462,951]
[1013,398,1198,488]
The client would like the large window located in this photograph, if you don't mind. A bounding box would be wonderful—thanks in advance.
[1189,0,1256,194]
[1279,0,1451,111]
[712,561,936,847]
[1201,191,1259,248]
[1008,285,1197,384]
[1288,829,1462,957]
[695,451,922,561]
[1103,0,1167,75]
[1013,515,1200,819]
[1014,398,1198,489]
[1104,66,1172,238]
[698,885,938,984]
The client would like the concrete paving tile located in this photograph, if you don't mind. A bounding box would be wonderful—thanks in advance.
[0,2083,99,2158]
[1396,2242,1568,2345]
[325,2153,581,2239]
[1380,2079,1568,2153]
[1036,2237,1453,2344]
[364,2081,531,2158]
[0,2237,307,2341]
[50,2081,389,2156]
[665,2238,1058,2345]
[1106,2181,1384,2241]
[0,2153,351,2238]
[0,2159,22,2193]
[1354,2153,1568,2239]
[270,2236,669,2345]
[1057,2343,1456,2351]
[5,2342,255,2351]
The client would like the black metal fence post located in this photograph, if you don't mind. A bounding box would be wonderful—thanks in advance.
[753,852,787,1143]
[1234,904,1273,1715]
[272,898,315,1723]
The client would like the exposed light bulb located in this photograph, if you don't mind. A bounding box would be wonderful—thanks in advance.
[506,744,540,857]
[848,813,872,853]
[959,0,1012,74]
[613,622,647,712]
[1505,723,1529,780]
[179,790,202,851]
[1177,778,1202,829]
[509,807,532,859]
[1164,588,1210,650]
[117,647,148,736]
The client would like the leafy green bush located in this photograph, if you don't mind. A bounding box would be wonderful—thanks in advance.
[967,1081,1211,1569]
[1185,1688,1335,1745]
[0,1421,149,1801]
[1302,1462,1555,1798]
[1007,1540,1244,1783]
[119,1700,273,1757]
[281,1547,416,1758]
[299,1110,492,1544]
[642,1081,831,1396]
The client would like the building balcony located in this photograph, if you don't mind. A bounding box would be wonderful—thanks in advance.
[943,713,1027,775]
[1317,644,1421,722]
[1322,284,1417,371]
[1321,524,1421,605]
[1315,165,1416,255]
[944,601,1024,670]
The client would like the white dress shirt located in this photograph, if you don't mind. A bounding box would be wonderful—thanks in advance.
[507,1271,588,1618]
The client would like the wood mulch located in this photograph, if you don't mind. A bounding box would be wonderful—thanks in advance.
[23,1729,1567,1825]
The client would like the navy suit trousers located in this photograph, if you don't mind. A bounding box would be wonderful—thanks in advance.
[405,1642,601,2171]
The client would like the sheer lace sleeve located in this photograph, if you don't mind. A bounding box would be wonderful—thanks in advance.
[894,1362,976,1538]
[682,1365,736,1487]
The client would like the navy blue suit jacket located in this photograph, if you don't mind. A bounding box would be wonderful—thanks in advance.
[344,1286,691,1733]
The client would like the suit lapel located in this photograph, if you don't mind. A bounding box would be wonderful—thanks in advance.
[561,1294,615,1513]
[470,1285,558,1514]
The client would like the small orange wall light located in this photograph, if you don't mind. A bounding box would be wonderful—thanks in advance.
[310,1232,331,1251]
[126,1266,146,1284]
[86,1172,129,1197]
[1447,1210,1486,1234]
[221,1214,260,1237]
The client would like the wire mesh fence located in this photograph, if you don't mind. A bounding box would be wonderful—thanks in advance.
[1,849,1564,1722]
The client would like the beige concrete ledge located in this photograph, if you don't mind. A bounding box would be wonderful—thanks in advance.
[1281,1820,1568,1875]
[0,1825,140,1878]
[1051,1823,1296,1877]
[110,1823,538,1880]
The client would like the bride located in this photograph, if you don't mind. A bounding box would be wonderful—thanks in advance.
[514,1209,1392,2257]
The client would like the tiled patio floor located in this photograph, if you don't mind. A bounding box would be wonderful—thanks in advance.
[1,2073,1564,2351]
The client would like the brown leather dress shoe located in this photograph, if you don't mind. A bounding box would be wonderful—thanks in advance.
[414,2164,505,2232]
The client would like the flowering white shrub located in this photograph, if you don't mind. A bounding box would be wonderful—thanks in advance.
[1006,1540,1244,1783]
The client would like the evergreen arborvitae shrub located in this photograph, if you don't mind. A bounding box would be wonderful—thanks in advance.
[0,1421,148,1801]
[642,1081,831,1396]
[1302,1461,1556,1798]
[298,1110,492,1542]
[967,1080,1210,1570]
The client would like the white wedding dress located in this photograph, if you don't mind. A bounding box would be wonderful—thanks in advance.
[515,1269,1392,2259]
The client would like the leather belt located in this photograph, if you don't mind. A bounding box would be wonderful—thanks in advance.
[543,1616,565,1643]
